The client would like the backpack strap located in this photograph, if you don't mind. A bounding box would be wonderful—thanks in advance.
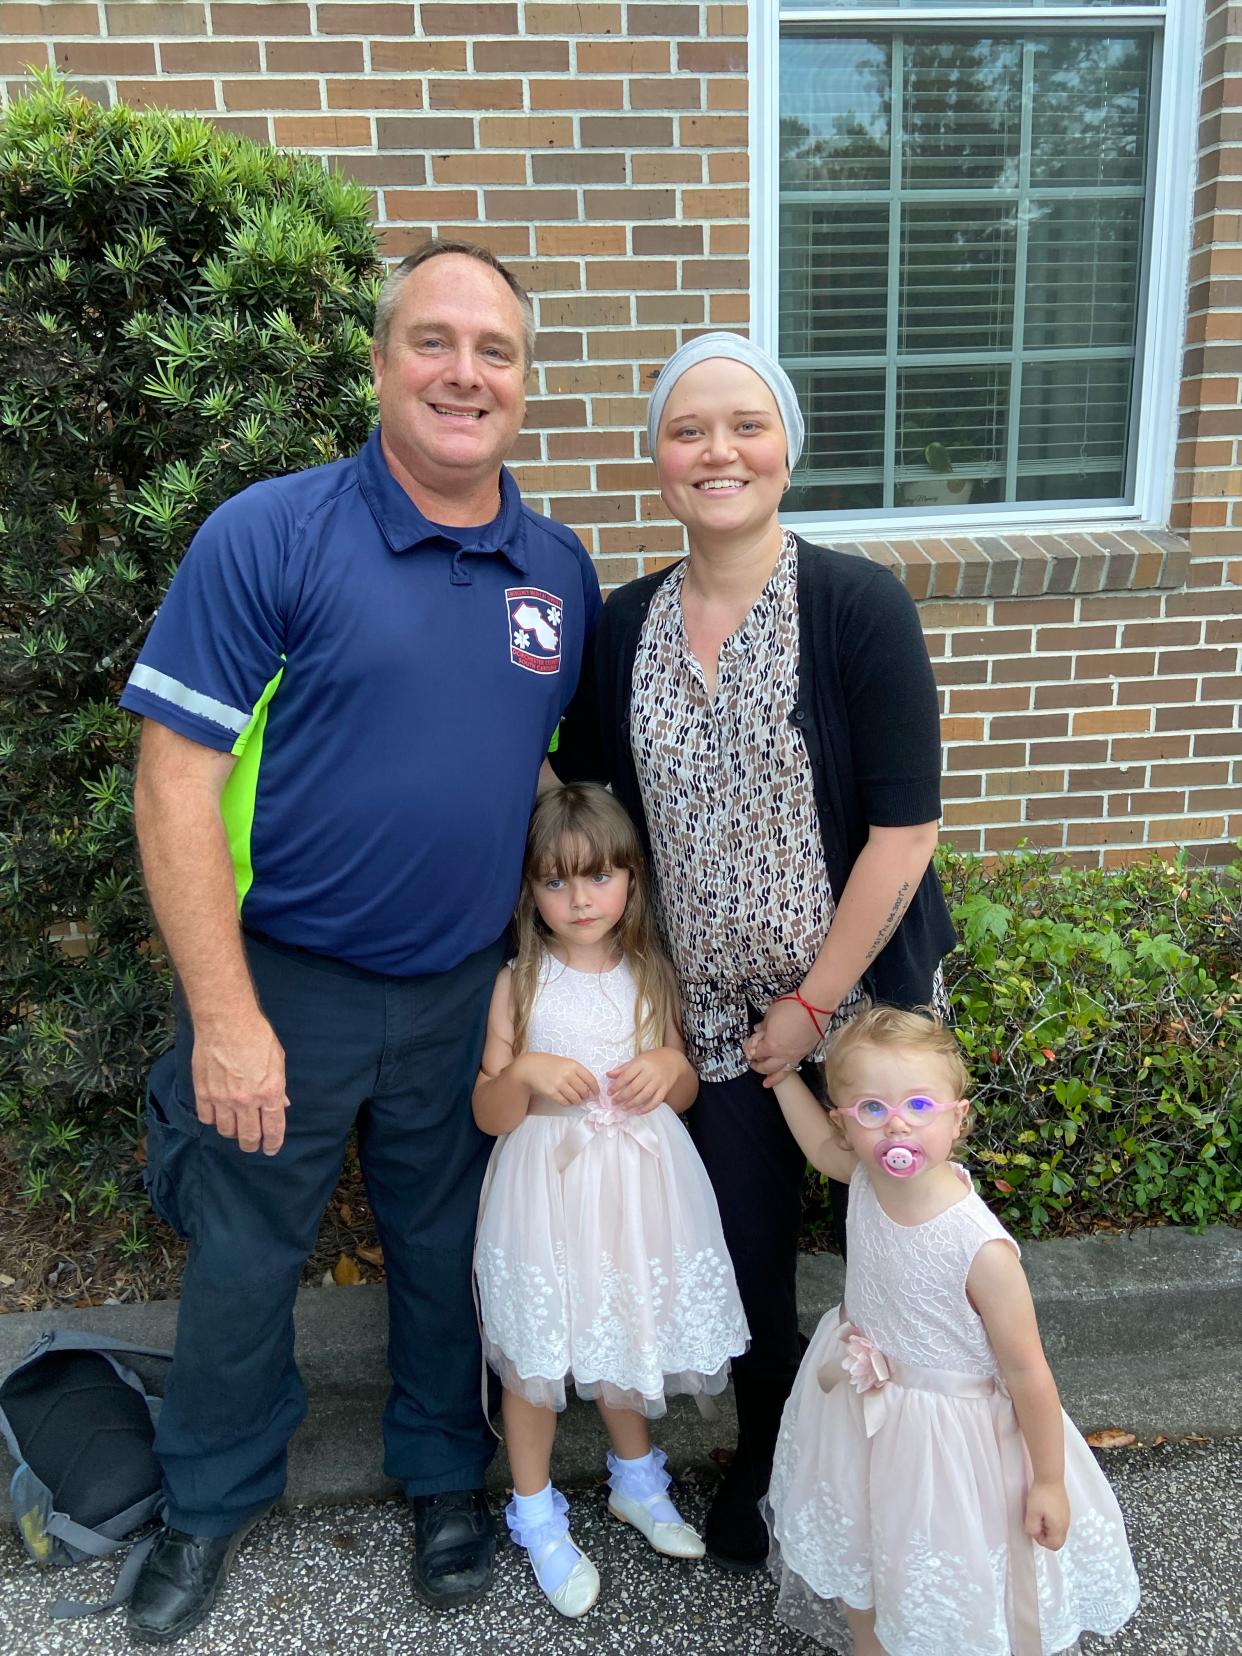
[51,1529,159,1619]
[20,1329,174,1365]
[43,1510,125,1559]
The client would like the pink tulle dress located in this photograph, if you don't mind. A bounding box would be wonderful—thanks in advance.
[765,1165,1140,1656]
[474,955,749,1418]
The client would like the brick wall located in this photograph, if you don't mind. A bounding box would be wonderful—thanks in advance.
[5,0,1241,865]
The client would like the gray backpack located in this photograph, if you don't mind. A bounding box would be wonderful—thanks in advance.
[0,1328,172,1617]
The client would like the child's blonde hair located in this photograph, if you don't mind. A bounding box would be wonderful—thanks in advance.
[510,783,675,1057]
[823,1005,971,1136]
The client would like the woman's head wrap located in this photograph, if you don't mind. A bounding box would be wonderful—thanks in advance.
[646,332,805,469]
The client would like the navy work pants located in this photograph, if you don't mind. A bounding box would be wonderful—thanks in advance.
[142,930,503,1536]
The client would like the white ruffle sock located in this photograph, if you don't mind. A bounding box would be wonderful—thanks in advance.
[606,1447,706,1559]
[504,1483,599,1618]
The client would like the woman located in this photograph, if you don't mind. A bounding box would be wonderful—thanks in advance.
[554,333,955,1571]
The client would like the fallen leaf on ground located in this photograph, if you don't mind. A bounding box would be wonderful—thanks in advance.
[709,1447,735,1468]
[355,1243,384,1268]
[332,1254,362,1287]
[1085,1428,1137,1449]
[338,1204,354,1226]
[0,1275,14,1288]
[1183,1433,1209,1444]
[1152,1435,1168,1446]
[133,1137,147,1168]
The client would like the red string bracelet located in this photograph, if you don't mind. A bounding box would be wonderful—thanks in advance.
[772,991,838,1041]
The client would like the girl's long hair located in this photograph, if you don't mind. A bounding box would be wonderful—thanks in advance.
[510,783,675,1057]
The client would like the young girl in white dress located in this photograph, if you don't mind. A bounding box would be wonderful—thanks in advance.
[765,1006,1139,1656]
[473,783,749,1619]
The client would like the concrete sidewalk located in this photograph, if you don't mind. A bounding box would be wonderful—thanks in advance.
[1,1224,1239,1517]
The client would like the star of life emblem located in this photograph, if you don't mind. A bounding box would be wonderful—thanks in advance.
[506,586,562,675]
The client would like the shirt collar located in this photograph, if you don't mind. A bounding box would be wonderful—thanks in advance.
[356,426,528,572]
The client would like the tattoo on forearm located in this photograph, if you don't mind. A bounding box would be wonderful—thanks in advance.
[864,881,911,965]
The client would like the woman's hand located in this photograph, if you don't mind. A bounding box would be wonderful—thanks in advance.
[606,1047,689,1115]
[745,998,823,1088]
[1024,1481,1070,1550]
[518,1051,599,1107]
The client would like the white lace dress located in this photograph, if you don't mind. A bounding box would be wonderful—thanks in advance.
[765,1166,1139,1656]
[474,955,749,1418]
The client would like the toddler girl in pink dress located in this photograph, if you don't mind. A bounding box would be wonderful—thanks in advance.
[765,1005,1139,1656]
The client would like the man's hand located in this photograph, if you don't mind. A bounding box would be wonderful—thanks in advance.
[191,1010,289,1156]
[744,997,823,1088]
[606,1048,687,1114]
[518,1051,599,1107]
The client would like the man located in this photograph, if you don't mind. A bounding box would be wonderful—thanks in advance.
[120,241,600,1644]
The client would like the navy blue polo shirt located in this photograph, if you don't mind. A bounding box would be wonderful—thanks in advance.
[121,428,601,976]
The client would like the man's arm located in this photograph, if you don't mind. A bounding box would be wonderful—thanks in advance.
[134,719,288,1155]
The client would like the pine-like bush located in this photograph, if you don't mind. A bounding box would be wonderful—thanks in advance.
[0,74,380,1225]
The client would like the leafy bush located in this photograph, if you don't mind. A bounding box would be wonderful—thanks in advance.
[806,846,1241,1243]
[942,846,1241,1235]
[0,74,380,1224]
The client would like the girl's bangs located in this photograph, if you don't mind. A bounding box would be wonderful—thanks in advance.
[534,825,631,881]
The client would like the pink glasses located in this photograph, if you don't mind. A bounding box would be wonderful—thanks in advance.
[836,1093,963,1129]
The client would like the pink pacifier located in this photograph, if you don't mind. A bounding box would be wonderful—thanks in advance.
[877,1139,926,1178]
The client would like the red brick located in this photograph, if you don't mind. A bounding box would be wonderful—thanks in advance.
[474,40,567,72]
[318,3,415,29]
[109,2,206,31]
[162,40,260,71]
[55,40,155,72]
[372,39,470,69]
[431,78,524,111]
[116,79,217,109]
[328,79,423,110]
[267,39,366,70]
[224,78,320,110]
[211,4,311,32]
[421,1,518,30]
[0,5,99,31]
[273,115,372,146]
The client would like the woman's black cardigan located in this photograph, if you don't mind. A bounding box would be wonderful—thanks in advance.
[553,534,956,1008]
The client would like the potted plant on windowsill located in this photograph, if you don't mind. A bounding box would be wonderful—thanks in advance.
[896,437,978,508]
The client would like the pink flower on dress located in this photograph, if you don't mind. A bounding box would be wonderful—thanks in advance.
[586,1099,633,1135]
[842,1330,890,1393]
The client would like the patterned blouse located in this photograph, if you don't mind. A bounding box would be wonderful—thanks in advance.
[630,531,862,1081]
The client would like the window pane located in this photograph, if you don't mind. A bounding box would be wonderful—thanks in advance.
[898,366,1010,507]
[780,203,891,357]
[903,37,1023,191]
[787,369,886,513]
[776,25,1154,515]
[1030,36,1151,187]
[1024,198,1143,350]
[899,202,1016,354]
[1017,360,1133,500]
[779,37,890,192]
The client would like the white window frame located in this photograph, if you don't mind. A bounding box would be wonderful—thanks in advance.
[750,0,1202,539]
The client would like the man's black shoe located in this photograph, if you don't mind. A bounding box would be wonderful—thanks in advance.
[410,1488,497,1609]
[126,1515,263,1645]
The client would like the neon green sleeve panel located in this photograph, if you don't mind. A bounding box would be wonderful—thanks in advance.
[221,665,285,913]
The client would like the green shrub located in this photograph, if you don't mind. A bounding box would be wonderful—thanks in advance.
[0,74,380,1223]
[942,845,1241,1235]
[806,846,1241,1243]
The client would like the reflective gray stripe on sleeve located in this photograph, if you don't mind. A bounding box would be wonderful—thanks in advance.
[126,665,250,735]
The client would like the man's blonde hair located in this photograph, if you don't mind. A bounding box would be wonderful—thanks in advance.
[823,1004,970,1107]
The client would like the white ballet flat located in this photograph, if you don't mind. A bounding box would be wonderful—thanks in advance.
[607,1491,707,1559]
[533,1546,600,1618]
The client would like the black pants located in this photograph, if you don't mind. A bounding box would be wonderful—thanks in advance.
[688,1063,847,1388]
[142,931,503,1536]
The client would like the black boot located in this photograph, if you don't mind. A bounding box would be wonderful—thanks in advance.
[705,1369,795,1571]
[126,1516,264,1645]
